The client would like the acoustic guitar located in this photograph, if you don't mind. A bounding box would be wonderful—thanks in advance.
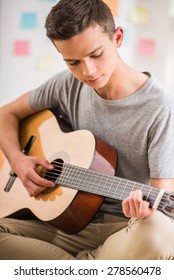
[0,110,174,234]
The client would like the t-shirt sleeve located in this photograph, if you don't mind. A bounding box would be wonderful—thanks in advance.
[28,70,73,112]
[148,108,174,178]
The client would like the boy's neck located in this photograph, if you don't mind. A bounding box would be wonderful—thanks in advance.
[96,61,149,100]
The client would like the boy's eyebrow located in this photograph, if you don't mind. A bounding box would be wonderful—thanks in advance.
[63,46,103,62]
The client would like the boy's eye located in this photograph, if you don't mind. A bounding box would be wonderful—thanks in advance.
[68,61,79,66]
[67,51,103,66]
[91,51,103,58]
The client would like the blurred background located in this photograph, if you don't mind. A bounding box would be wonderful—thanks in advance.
[0,0,174,106]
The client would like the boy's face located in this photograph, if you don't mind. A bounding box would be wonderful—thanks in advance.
[54,24,122,92]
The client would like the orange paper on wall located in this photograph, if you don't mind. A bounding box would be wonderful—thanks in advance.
[103,0,118,16]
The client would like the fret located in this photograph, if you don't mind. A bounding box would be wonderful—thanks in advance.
[109,177,117,196]
[145,186,153,201]
[119,179,128,199]
[112,178,122,198]
[108,176,120,197]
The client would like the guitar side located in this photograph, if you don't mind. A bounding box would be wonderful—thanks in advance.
[0,110,117,234]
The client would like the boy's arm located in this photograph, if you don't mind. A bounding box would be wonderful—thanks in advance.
[0,92,55,196]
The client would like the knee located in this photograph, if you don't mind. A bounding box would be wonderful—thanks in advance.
[129,211,174,259]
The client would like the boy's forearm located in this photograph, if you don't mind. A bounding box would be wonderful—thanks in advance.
[0,110,22,165]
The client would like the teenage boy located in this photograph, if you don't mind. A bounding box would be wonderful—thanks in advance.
[0,0,174,259]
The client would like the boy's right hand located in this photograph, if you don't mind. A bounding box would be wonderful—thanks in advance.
[10,152,55,197]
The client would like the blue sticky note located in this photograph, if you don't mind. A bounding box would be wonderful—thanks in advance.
[21,13,37,29]
[123,28,129,45]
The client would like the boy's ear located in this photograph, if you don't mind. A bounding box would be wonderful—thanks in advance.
[114,27,124,48]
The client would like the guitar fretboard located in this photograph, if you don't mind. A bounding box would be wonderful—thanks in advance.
[54,162,160,208]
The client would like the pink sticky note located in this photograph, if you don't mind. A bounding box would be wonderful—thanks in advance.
[138,39,156,56]
[14,40,30,56]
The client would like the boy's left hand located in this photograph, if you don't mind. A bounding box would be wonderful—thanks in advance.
[122,190,155,218]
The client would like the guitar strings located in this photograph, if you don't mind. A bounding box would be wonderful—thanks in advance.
[60,164,173,210]
[44,160,167,200]
[43,166,172,212]
[41,160,172,209]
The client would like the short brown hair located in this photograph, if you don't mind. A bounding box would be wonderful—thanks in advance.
[45,0,115,40]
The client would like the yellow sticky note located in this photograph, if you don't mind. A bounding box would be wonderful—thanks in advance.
[103,0,118,16]
[129,6,149,24]
[36,54,55,71]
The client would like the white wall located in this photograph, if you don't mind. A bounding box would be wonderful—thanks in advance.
[117,0,174,93]
[0,0,174,106]
[132,0,174,92]
[0,0,66,106]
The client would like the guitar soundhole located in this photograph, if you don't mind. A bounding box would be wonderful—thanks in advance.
[40,158,64,185]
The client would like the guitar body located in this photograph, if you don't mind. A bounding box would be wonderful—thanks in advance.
[0,110,117,234]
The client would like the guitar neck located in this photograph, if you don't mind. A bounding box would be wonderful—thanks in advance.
[53,162,160,207]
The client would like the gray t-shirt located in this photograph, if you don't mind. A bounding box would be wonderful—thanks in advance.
[29,69,174,217]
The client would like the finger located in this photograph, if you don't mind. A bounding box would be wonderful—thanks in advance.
[29,157,55,187]
[29,186,47,197]
[122,198,131,217]
[25,182,48,197]
[122,190,143,218]
[33,157,54,170]
[132,190,143,214]
[139,200,152,218]
[23,174,54,196]
[29,169,55,188]
[126,191,141,217]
